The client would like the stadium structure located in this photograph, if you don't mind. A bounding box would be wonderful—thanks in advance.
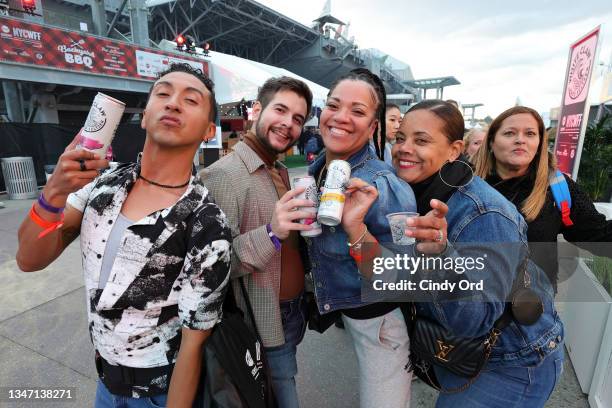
[0,0,459,123]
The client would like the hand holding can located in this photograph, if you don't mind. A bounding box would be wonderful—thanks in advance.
[43,130,109,207]
[77,93,125,157]
[317,160,351,226]
[293,176,322,237]
[270,187,316,240]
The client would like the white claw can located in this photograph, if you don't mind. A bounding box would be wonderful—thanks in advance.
[317,160,351,226]
[78,92,126,157]
[293,176,322,237]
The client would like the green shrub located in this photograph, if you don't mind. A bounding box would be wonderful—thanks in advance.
[577,115,612,201]
[585,256,612,296]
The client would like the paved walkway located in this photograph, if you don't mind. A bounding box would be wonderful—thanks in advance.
[0,176,590,407]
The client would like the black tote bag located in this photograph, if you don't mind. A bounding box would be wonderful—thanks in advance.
[195,279,277,408]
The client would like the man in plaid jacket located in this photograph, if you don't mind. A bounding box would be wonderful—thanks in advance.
[201,76,314,408]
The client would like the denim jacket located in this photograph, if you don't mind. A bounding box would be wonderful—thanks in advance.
[306,144,417,314]
[415,176,564,368]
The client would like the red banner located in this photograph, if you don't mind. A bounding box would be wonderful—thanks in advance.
[0,15,207,80]
[554,26,600,178]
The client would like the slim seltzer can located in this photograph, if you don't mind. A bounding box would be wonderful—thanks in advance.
[78,92,126,157]
[293,176,322,237]
[317,160,351,226]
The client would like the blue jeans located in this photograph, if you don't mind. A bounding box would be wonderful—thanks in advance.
[434,347,564,407]
[264,295,307,408]
[95,380,167,408]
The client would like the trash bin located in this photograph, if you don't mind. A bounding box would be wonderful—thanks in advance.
[1,157,39,199]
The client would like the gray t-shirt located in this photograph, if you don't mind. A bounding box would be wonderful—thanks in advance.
[98,213,133,289]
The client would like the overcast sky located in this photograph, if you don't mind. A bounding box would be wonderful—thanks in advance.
[257,0,612,119]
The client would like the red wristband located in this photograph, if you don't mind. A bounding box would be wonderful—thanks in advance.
[349,246,363,263]
[349,239,379,263]
[29,204,64,238]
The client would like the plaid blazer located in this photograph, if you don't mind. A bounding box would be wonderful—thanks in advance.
[200,141,287,347]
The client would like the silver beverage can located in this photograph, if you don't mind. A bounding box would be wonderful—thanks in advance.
[78,92,126,157]
[317,160,351,226]
[293,176,322,237]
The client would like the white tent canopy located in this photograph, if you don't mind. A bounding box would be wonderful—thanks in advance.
[208,50,329,107]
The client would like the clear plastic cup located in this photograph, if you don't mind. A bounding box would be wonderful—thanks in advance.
[386,212,419,245]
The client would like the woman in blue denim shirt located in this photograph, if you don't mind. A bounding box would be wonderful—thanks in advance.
[307,68,417,408]
[342,100,564,407]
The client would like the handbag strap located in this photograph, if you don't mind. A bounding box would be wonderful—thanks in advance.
[238,277,260,337]
[238,277,279,408]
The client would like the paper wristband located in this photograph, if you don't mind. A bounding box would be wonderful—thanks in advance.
[29,204,64,239]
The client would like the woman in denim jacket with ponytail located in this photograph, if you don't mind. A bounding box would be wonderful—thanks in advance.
[307,68,417,408]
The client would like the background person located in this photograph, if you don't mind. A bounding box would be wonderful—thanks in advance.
[463,127,486,161]
[304,129,324,164]
[385,103,402,145]
[297,127,310,155]
[473,106,612,290]
[370,103,400,166]
[369,133,393,166]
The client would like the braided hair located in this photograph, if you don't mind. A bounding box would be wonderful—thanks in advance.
[327,68,388,161]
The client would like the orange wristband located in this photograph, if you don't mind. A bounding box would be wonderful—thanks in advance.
[29,204,64,238]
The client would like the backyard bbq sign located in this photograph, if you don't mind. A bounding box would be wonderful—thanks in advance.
[0,15,206,80]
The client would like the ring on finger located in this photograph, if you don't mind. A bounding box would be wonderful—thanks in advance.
[435,229,443,242]
[79,159,86,171]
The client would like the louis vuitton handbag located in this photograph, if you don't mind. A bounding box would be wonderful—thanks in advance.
[401,257,543,393]
[401,303,510,393]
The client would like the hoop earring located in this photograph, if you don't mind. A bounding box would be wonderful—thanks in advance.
[438,158,474,188]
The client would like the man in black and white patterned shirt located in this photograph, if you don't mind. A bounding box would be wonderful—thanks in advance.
[16,64,231,407]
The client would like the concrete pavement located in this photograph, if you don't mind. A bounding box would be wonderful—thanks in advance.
[0,177,589,407]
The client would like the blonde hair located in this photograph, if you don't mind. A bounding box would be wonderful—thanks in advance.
[473,106,554,222]
[463,127,487,155]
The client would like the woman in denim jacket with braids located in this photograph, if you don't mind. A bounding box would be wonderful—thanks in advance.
[306,68,417,408]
